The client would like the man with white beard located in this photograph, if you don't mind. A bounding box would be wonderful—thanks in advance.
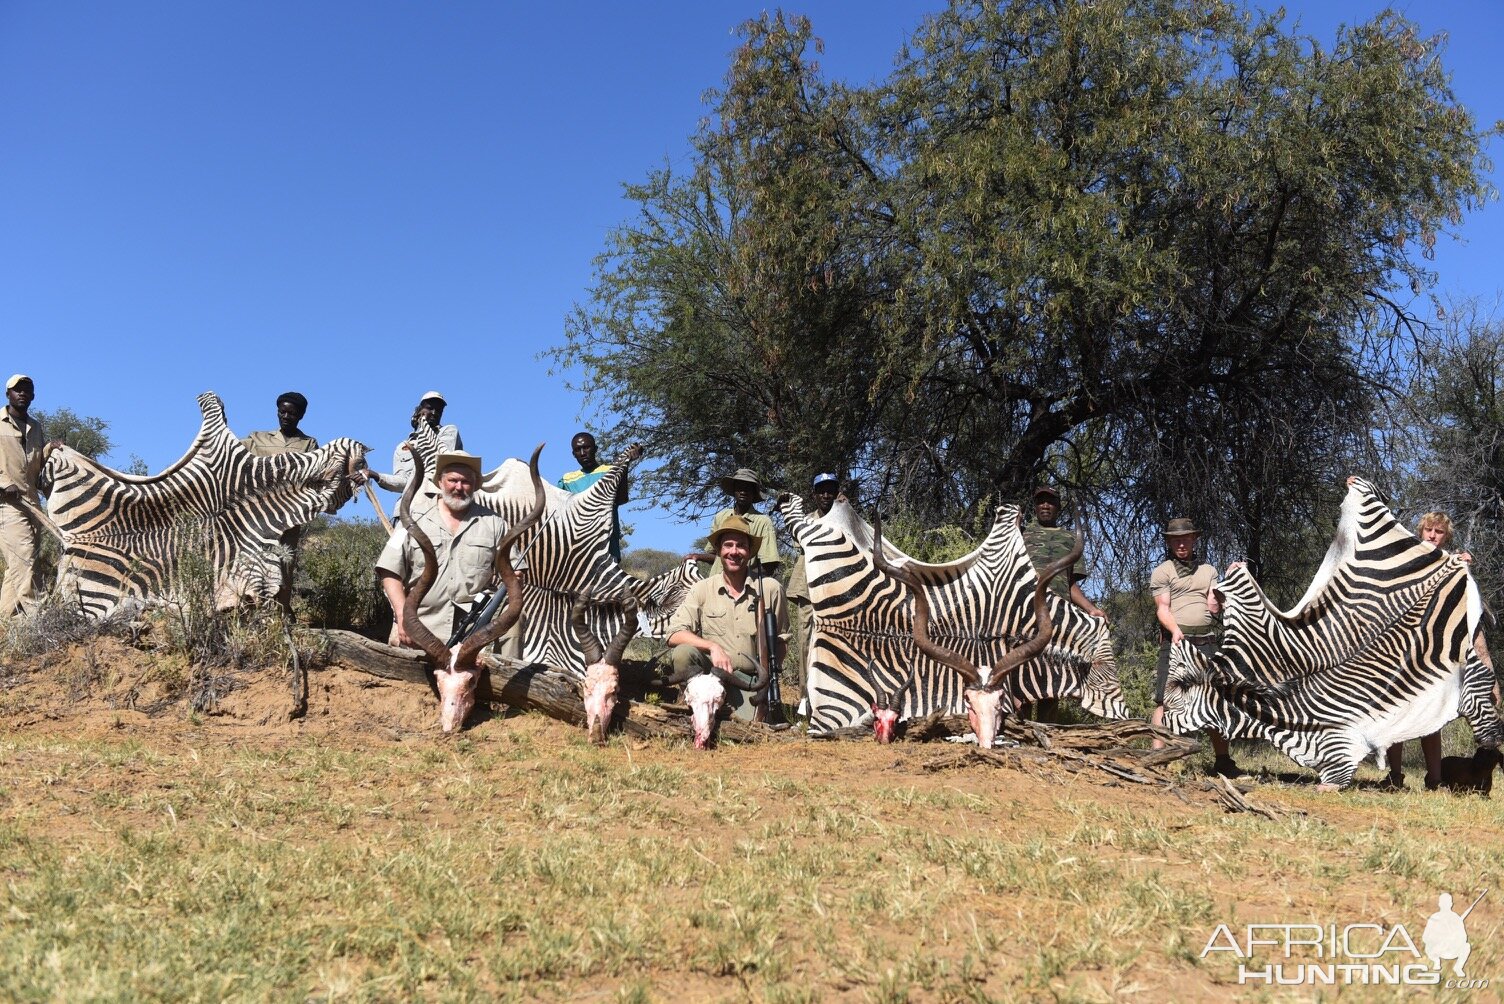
[376,450,522,658]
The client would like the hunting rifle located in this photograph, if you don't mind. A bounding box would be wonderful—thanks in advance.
[752,557,787,727]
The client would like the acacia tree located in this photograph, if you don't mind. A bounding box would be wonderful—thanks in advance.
[554,0,1494,589]
[1401,301,1504,619]
[31,408,112,461]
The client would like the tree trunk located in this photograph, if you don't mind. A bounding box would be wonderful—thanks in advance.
[317,629,785,743]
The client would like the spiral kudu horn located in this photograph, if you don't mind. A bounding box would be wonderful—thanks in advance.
[454,443,547,666]
[979,529,1079,688]
[872,515,982,689]
[396,444,454,668]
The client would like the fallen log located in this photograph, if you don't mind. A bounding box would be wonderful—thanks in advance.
[317,628,787,743]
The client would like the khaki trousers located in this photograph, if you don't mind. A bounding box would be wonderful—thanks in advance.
[0,499,38,618]
[669,643,761,721]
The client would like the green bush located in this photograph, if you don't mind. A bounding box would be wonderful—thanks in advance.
[295,517,392,636]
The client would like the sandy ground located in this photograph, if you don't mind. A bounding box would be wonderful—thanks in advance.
[2,636,1500,1001]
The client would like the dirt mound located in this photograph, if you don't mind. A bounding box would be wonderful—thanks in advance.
[0,635,448,741]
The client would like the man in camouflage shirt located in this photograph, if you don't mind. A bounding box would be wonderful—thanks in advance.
[1021,486,1107,620]
[1018,485,1107,721]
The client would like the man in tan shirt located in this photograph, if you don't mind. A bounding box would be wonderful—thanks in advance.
[1150,517,1242,777]
[667,513,789,722]
[376,450,520,657]
[240,392,318,456]
[0,375,47,618]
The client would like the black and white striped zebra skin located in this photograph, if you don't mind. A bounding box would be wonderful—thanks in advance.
[468,449,699,675]
[44,392,368,618]
[1164,477,1503,788]
[779,495,1127,733]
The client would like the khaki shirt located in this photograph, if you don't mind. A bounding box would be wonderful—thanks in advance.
[241,430,318,456]
[708,508,781,575]
[392,425,461,482]
[667,573,790,666]
[1021,522,1088,599]
[0,407,45,497]
[1150,559,1219,633]
[376,500,509,641]
[786,553,810,605]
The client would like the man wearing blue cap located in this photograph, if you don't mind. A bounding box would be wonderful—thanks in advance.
[785,472,840,695]
[0,375,47,619]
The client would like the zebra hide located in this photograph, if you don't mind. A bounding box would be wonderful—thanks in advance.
[44,392,368,618]
[1164,477,1503,788]
[469,448,698,675]
[779,495,1127,734]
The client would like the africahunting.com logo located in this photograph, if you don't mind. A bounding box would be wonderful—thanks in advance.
[1200,890,1488,988]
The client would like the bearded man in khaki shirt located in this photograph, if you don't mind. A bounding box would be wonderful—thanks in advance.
[0,375,47,618]
[376,450,521,658]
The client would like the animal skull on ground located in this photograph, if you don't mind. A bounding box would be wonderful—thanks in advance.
[570,588,639,744]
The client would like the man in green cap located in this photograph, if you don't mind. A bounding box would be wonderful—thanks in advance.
[1019,485,1107,720]
[699,467,782,576]
[1020,486,1107,620]
[666,513,789,722]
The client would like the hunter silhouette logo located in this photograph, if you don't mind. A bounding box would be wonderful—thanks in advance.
[1424,890,1485,979]
[1201,888,1490,988]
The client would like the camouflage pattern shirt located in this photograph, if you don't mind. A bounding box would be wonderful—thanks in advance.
[1020,522,1088,599]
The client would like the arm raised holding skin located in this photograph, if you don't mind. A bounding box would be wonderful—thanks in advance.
[1070,581,1108,621]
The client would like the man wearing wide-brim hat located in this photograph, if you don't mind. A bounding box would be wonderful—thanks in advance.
[1150,516,1244,778]
[377,450,518,655]
[702,467,782,576]
[0,374,47,619]
[666,513,790,722]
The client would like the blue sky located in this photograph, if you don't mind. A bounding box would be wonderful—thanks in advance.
[3,1,1500,554]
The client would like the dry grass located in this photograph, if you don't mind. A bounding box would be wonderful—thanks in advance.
[0,650,1500,1002]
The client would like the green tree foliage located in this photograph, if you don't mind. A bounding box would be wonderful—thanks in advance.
[619,547,684,579]
[1402,301,1504,636]
[553,0,1494,593]
[32,408,113,461]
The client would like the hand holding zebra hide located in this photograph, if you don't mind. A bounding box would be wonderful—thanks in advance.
[1163,477,1503,790]
[44,392,368,618]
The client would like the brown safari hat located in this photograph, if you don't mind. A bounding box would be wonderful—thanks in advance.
[718,467,765,500]
[707,512,763,554]
[1164,517,1200,538]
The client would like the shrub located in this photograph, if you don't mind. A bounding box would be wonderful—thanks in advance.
[295,517,392,636]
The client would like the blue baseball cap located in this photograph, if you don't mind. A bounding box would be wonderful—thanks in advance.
[812,472,839,488]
